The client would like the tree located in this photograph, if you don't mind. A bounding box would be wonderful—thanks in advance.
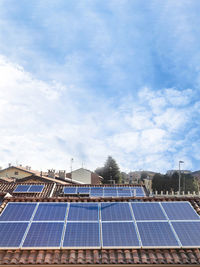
[141,171,148,181]
[95,156,121,184]
[152,171,198,193]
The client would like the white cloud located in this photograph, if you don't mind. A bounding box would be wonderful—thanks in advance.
[0,55,199,174]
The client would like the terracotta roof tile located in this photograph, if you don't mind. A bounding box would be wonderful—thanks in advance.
[0,249,200,265]
[149,249,158,264]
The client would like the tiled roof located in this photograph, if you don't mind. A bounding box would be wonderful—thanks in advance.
[0,248,199,265]
[0,182,54,198]
[1,193,200,265]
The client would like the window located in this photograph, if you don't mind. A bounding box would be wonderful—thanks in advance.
[14,171,19,175]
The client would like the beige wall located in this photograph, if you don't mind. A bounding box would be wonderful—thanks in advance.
[0,168,32,179]
[72,168,91,184]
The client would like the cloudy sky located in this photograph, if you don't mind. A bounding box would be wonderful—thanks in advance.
[0,0,200,173]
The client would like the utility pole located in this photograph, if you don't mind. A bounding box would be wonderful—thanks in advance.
[178,160,184,194]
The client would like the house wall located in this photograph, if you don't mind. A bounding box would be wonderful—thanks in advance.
[0,168,32,179]
[72,168,91,184]
[91,173,102,185]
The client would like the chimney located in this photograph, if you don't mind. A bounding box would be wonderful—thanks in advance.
[48,169,55,178]
[59,170,66,179]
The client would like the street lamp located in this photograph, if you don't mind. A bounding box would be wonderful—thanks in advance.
[178,160,184,194]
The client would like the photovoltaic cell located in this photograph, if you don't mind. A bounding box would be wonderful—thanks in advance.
[14,185,30,193]
[161,202,200,220]
[172,221,200,247]
[63,222,100,248]
[131,202,167,221]
[0,203,37,221]
[102,222,140,248]
[90,187,103,197]
[77,187,90,194]
[63,187,77,194]
[117,188,132,196]
[23,222,64,248]
[28,185,44,193]
[134,187,145,196]
[67,203,99,221]
[0,222,28,248]
[104,187,117,196]
[137,222,179,247]
[101,203,133,221]
[33,203,68,221]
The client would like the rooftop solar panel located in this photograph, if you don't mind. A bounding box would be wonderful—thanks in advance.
[77,187,90,194]
[67,203,99,221]
[0,222,28,248]
[130,187,145,196]
[28,185,44,193]
[14,185,30,193]
[63,222,100,248]
[104,188,118,196]
[102,222,140,248]
[137,221,180,248]
[171,221,200,247]
[63,187,77,194]
[22,222,64,248]
[101,202,133,221]
[90,187,103,197]
[161,202,200,220]
[33,203,68,221]
[0,203,37,221]
[131,202,167,221]
[117,188,132,197]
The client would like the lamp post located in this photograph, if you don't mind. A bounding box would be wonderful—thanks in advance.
[178,160,184,194]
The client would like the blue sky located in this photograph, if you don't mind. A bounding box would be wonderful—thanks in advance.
[0,0,200,173]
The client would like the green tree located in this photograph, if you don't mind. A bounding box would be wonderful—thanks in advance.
[95,156,121,184]
[181,173,198,193]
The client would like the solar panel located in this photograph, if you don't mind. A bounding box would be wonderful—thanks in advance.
[22,222,64,248]
[161,202,200,220]
[0,222,28,248]
[104,187,117,196]
[63,222,100,248]
[131,202,167,221]
[102,222,140,248]
[101,202,133,221]
[63,187,77,194]
[171,221,200,247]
[117,188,132,196]
[90,187,103,197]
[33,203,68,221]
[0,203,37,221]
[133,187,145,196]
[77,187,90,194]
[67,203,99,221]
[137,221,179,248]
[28,185,44,193]
[14,185,30,193]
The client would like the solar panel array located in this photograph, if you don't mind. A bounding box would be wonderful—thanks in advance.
[63,186,145,197]
[0,201,199,249]
[14,185,44,193]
